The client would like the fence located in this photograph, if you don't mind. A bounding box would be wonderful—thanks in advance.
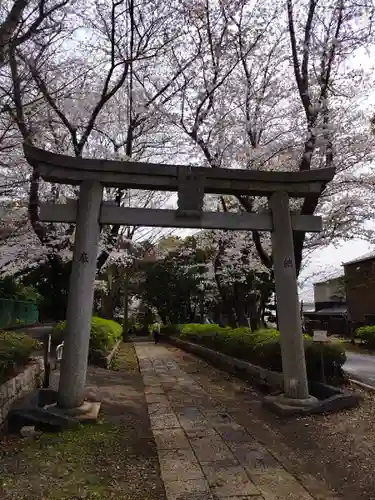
[0,298,39,329]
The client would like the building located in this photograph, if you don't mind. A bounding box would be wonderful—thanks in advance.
[303,250,375,332]
[303,273,347,334]
[343,251,375,324]
[313,274,346,312]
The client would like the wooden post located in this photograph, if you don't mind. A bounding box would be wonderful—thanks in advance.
[57,180,103,409]
[269,191,309,400]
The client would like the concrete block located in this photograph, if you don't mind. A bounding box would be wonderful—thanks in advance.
[153,428,191,450]
[164,478,213,500]
[214,422,254,443]
[248,469,314,499]
[189,435,237,464]
[149,412,180,430]
[145,393,169,404]
[228,442,281,473]
[202,463,260,497]
[159,448,204,482]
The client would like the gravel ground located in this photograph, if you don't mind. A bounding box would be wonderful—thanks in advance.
[164,344,375,500]
[0,343,166,500]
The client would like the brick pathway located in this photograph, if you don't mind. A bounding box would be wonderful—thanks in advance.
[134,342,336,500]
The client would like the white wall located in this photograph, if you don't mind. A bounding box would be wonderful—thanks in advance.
[314,278,346,304]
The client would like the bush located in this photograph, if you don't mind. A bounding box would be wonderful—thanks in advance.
[356,325,375,348]
[304,340,346,379]
[53,316,123,357]
[160,324,178,336]
[0,331,37,382]
[175,323,346,382]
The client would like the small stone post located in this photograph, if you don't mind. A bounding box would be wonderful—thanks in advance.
[57,180,103,409]
[269,191,309,400]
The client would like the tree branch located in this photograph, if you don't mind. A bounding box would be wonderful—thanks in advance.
[0,0,27,63]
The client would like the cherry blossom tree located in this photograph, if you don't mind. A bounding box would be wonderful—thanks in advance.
[2,0,375,309]
[0,0,198,277]
[133,228,274,328]
[164,0,375,275]
[0,0,71,65]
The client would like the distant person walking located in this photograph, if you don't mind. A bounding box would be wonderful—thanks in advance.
[152,321,161,344]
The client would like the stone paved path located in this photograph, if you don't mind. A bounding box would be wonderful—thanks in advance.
[134,342,337,500]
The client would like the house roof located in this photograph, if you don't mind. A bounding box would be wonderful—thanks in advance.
[315,306,347,315]
[313,270,344,285]
[304,305,347,316]
[343,250,375,266]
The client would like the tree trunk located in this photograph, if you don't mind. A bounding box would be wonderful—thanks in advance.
[248,299,261,332]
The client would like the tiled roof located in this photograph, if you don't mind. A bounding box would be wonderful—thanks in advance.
[304,305,347,316]
[343,250,375,266]
[314,306,347,315]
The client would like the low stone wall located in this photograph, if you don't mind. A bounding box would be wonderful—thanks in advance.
[166,335,284,391]
[89,339,122,368]
[0,358,44,426]
[165,336,361,416]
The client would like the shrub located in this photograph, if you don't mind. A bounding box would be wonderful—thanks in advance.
[52,321,66,344]
[53,316,123,356]
[356,325,375,348]
[175,324,346,382]
[160,324,178,336]
[304,340,346,379]
[0,331,37,382]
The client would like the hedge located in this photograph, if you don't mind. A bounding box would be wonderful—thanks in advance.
[53,317,123,359]
[0,331,37,383]
[166,324,346,381]
[355,325,375,348]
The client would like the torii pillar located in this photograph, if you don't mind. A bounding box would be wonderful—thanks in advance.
[269,192,309,400]
[58,181,103,408]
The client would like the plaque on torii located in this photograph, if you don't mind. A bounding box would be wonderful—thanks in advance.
[23,144,334,411]
[176,168,205,218]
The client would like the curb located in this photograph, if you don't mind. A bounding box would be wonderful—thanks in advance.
[104,339,122,368]
[164,335,361,416]
[349,378,375,392]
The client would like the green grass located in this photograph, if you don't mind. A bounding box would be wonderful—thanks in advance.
[0,342,164,500]
[2,423,117,499]
[109,342,139,371]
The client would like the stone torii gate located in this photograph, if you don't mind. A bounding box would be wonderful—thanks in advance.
[24,144,334,412]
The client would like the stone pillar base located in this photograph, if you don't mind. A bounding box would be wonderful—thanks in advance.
[46,401,102,423]
[6,389,102,434]
[263,393,319,417]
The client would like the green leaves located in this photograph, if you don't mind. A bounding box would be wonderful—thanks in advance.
[52,316,123,355]
[0,331,37,383]
[356,325,375,348]
[176,323,346,381]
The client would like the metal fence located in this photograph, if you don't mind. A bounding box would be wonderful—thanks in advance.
[0,298,39,329]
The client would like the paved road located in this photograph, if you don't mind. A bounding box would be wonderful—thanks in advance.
[134,341,337,500]
[18,324,54,339]
[344,351,375,386]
